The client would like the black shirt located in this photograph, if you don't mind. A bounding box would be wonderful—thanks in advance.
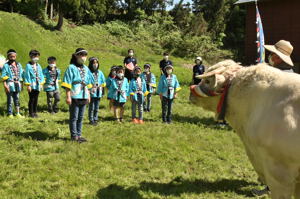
[159,60,173,73]
[123,56,137,80]
[193,64,205,84]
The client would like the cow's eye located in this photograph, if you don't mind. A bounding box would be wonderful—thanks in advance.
[205,79,210,84]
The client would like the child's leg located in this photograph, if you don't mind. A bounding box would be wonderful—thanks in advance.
[76,104,86,137]
[46,91,53,112]
[120,106,124,121]
[167,98,174,122]
[94,98,100,122]
[147,94,152,111]
[53,91,60,112]
[69,101,78,138]
[161,97,168,122]
[33,90,40,114]
[138,101,143,120]
[131,100,137,119]
[6,92,13,116]
[88,98,95,122]
[28,91,34,116]
[109,100,114,112]
[12,92,20,114]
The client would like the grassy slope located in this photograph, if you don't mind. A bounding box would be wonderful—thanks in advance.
[0,11,262,199]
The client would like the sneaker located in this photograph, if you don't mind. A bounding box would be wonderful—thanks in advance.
[93,121,98,126]
[132,118,139,124]
[29,113,35,118]
[8,114,14,119]
[71,136,79,142]
[251,186,270,196]
[34,113,39,118]
[15,113,25,118]
[167,121,172,124]
[147,108,150,112]
[138,120,144,124]
[89,121,94,125]
[119,118,124,123]
[78,137,87,143]
[143,108,148,112]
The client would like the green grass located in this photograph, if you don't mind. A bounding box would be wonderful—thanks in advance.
[0,11,266,199]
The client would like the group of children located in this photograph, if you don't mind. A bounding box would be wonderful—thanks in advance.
[1,48,181,142]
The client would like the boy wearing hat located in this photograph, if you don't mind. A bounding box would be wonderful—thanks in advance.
[193,56,205,85]
[24,50,45,118]
[157,64,181,124]
[1,49,24,118]
[88,57,106,125]
[129,66,148,124]
[43,56,61,114]
[141,63,156,112]
[109,66,129,122]
[265,40,294,72]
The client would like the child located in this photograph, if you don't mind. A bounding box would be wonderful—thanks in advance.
[157,65,181,124]
[88,57,106,125]
[24,50,45,118]
[1,49,24,118]
[109,66,129,122]
[141,63,156,112]
[62,48,94,143]
[43,56,61,114]
[129,66,148,124]
[106,65,118,112]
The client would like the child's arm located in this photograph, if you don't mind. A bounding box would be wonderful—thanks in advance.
[1,65,9,93]
[157,77,163,100]
[24,65,32,93]
[174,76,181,99]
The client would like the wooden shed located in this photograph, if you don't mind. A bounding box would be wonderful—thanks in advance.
[235,0,300,71]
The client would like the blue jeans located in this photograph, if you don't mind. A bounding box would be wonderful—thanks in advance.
[143,93,152,111]
[6,92,20,115]
[161,97,173,122]
[131,94,143,120]
[88,98,100,122]
[69,100,86,138]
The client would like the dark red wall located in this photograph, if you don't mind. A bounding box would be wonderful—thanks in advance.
[245,0,300,65]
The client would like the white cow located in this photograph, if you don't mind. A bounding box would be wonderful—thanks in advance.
[189,60,300,199]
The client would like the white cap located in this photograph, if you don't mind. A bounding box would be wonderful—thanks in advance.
[196,56,202,61]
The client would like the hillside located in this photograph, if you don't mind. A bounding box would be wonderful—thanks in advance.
[0,12,259,199]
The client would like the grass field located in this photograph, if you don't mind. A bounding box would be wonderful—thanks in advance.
[0,11,267,199]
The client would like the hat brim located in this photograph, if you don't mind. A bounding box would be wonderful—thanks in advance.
[264,45,294,66]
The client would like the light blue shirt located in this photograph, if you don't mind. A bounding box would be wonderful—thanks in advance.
[24,62,45,91]
[128,77,148,102]
[1,62,24,92]
[43,67,61,92]
[62,64,94,99]
[157,74,181,99]
[109,77,129,103]
[90,70,106,98]
[140,72,156,93]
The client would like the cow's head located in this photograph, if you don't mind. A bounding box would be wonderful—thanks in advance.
[189,60,242,112]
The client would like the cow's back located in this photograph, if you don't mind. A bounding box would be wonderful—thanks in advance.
[227,64,300,162]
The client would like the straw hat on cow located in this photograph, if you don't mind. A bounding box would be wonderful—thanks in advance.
[264,40,294,66]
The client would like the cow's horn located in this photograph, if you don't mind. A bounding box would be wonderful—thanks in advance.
[195,67,226,79]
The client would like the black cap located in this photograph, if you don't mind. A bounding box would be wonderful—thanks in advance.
[29,49,40,57]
